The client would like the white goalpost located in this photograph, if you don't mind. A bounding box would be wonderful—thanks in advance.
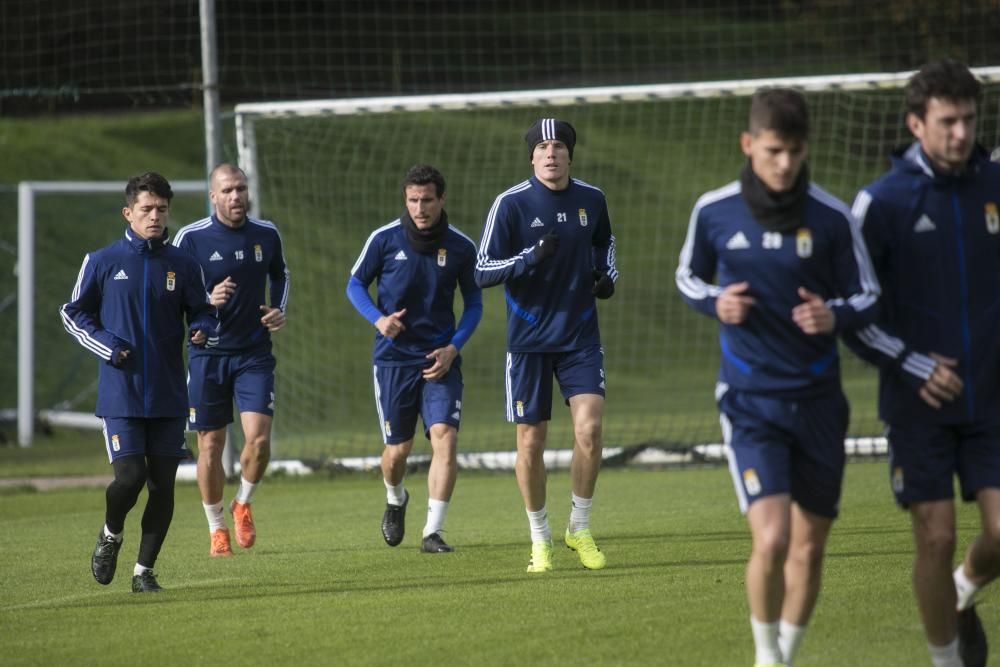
[213,67,1000,461]
[17,181,206,446]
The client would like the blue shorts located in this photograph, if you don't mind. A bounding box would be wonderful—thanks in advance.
[887,420,1000,507]
[505,345,606,424]
[187,350,276,430]
[374,363,463,445]
[101,417,187,463]
[718,385,848,518]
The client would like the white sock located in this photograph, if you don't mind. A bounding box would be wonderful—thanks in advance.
[234,476,258,504]
[778,620,806,667]
[569,493,592,533]
[954,564,981,611]
[203,501,226,531]
[384,478,406,506]
[134,563,151,576]
[750,616,782,665]
[423,498,449,537]
[526,506,551,543]
[103,524,123,542]
[928,638,962,667]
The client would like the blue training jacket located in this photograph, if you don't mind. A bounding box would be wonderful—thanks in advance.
[173,214,289,355]
[676,180,880,397]
[60,227,217,418]
[475,176,618,352]
[846,143,1000,425]
[347,218,483,366]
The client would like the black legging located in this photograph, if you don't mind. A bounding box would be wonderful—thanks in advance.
[105,454,180,569]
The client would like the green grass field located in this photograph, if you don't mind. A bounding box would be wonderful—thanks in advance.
[1,461,995,666]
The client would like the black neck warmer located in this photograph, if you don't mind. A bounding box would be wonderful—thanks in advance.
[401,209,449,254]
[740,161,810,233]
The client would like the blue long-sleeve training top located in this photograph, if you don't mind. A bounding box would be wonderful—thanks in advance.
[676,180,880,397]
[475,176,617,353]
[347,219,482,366]
[60,227,217,418]
[173,214,289,355]
[845,143,1000,425]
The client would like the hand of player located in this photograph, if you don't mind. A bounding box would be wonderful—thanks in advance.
[592,270,615,299]
[210,276,237,307]
[190,329,207,346]
[259,305,286,332]
[423,344,458,381]
[375,308,407,339]
[715,281,755,325]
[918,352,963,409]
[531,233,559,264]
[111,348,131,367]
[792,287,835,334]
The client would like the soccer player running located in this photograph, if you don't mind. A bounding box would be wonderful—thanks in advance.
[846,60,999,667]
[61,172,217,592]
[476,118,618,573]
[347,164,482,553]
[173,163,289,557]
[676,89,880,667]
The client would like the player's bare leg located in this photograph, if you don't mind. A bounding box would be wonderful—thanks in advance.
[746,494,791,665]
[517,422,553,572]
[910,499,958,646]
[238,412,272,484]
[515,422,548,511]
[563,393,607,569]
[380,438,413,547]
[422,423,458,552]
[196,427,232,556]
[962,488,1000,589]
[782,503,832,624]
[568,393,604,499]
[229,412,272,549]
[427,423,457,503]
[779,502,832,664]
[952,488,1000,667]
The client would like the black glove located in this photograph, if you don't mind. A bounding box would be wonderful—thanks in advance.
[592,270,615,299]
[531,233,559,264]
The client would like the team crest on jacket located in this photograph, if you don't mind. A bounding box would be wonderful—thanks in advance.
[796,229,813,258]
[166,271,176,291]
[986,202,999,234]
[254,244,263,262]
[578,208,588,226]
[437,248,447,267]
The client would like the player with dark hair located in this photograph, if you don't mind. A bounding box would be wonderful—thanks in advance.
[476,118,618,573]
[347,164,482,553]
[61,172,217,592]
[676,88,880,666]
[847,59,998,667]
[174,163,290,557]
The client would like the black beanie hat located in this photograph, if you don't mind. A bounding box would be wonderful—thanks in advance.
[525,118,577,160]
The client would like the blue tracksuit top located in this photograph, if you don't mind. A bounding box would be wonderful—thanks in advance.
[173,214,289,355]
[347,219,483,366]
[475,176,618,352]
[846,143,1000,425]
[676,180,880,397]
[60,228,217,418]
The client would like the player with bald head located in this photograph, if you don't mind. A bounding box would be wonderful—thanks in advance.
[174,163,290,557]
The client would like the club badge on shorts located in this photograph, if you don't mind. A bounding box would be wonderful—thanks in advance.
[516,400,525,418]
[796,228,813,258]
[985,202,999,234]
[166,271,176,291]
[189,407,197,423]
[437,248,447,267]
[578,208,588,227]
[111,434,121,452]
[743,468,761,496]
[255,244,263,262]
